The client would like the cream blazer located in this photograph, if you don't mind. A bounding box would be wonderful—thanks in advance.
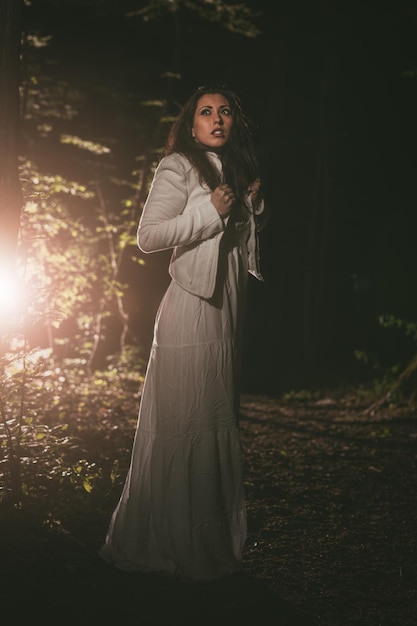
[137,152,264,299]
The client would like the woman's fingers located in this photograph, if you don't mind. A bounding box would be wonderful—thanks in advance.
[211,184,235,217]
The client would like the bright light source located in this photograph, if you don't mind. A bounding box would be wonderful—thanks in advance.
[0,267,26,321]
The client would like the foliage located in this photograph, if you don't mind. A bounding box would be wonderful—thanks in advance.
[2,28,152,501]
[0,345,144,506]
[353,313,417,394]
[378,314,417,344]
[127,0,262,38]
[17,27,166,366]
[16,159,136,365]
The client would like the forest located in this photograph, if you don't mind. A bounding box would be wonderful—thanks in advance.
[1,1,416,624]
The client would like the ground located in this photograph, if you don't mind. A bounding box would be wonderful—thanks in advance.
[1,389,416,625]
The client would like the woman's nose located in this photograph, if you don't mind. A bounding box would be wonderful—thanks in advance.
[214,114,223,125]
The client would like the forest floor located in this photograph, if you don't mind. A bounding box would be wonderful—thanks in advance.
[1,387,417,626]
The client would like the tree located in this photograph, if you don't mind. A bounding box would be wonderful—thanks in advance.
[0,0,24,267]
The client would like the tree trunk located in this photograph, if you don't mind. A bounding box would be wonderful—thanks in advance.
[303,22,333,368]
[0,0,24,266]
[303,0,338,369]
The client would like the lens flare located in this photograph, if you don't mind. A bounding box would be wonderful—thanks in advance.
[0,267,26,321]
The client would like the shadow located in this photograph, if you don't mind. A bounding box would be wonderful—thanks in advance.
[84,564,316,626]
[2,515,315,625]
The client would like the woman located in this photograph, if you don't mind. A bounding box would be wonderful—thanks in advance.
[99,84,266,582]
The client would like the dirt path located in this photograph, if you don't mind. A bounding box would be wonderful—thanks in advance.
[239,392,417,626]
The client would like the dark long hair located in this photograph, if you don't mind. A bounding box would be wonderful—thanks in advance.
[165,84,262,209]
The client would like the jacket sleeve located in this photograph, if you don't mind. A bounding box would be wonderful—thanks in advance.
[137,156,224,253]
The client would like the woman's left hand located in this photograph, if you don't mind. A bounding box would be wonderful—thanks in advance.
[247,178,261,200]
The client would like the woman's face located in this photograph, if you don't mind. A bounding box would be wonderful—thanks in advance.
[191,93,233,151]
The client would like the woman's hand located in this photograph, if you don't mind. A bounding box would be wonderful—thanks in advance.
[211,184,235,218]
[247,177,261,201]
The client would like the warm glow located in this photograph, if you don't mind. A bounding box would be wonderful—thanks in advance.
[0,267,26,321]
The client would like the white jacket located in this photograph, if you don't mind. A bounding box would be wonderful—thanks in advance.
[137,152,264,299]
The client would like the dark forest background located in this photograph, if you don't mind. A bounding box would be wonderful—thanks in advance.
[14,0,416,395]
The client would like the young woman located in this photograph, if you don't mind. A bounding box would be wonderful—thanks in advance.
[99,84,266,581]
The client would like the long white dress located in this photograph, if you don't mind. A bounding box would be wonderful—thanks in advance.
[99,155,260,582]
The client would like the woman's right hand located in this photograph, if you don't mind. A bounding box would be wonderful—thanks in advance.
[211,184,235,218]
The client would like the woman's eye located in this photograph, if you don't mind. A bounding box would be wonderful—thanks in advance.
[199,107,232,116]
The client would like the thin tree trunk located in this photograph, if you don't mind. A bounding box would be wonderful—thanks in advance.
[0,0,24,265]
[303,1,335,368]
